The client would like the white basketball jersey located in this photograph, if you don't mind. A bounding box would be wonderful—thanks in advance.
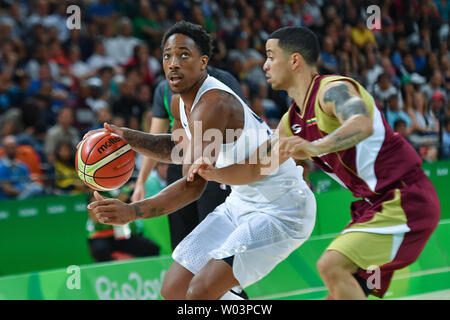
[179,75,306,203]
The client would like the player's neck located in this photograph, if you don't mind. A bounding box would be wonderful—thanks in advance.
[180,72,208,110]
[287,68,318,113]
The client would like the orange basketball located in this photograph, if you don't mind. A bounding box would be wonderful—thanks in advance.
[75,131,135,191]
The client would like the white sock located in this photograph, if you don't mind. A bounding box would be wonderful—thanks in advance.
[220,291,244,300]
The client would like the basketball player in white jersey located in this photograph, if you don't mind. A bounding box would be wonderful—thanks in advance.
[87,21,316,300]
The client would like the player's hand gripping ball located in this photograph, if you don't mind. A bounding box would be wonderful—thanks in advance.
[76,131,135,191]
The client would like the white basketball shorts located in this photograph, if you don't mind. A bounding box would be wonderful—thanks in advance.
[172,183,316,290]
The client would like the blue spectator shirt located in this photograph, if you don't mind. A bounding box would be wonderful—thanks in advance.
[385,109,413,130]
[0,158,31,200]
[443,129,450,159]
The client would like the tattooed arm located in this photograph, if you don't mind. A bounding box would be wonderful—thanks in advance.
[186,121,291,185]
[88,90,234,224]
[311,80,374,154]
[279,80,374,159]
[81,123,179,164]
[122,130,177,163]
[80,96,187,164]
[88,173,207,225]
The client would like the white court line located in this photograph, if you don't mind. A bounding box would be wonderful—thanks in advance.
[308,219,449,242]
[392,266,450,280]
[395,289,450,300]
[308,233,339,241]
[255,220,450,300]
[254,267,450,300]
[255,286,328,300]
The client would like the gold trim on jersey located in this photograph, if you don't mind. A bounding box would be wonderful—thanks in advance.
[313,75,379,195]
[294,74,320,119]
[327,232,394,270]
[283,75,381,195]
[281,111,293,136]
[347,189,408,230]
[327,190,409,270]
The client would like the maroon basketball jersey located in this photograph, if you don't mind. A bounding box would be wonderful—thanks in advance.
[282,75,422,198]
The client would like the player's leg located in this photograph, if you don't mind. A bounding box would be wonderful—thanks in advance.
[186,258,240,300]
[195,182,245,299]
[318,230,402,299]
[160,261,195,300]
[168,201,236,299]
[319,176,441,299]
[188,186,315,300]
[317,250,366,300]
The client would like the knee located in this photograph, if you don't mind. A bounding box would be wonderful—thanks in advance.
[185,277,211,300]
[317,254,330,277]
[317,252,342,281]
[161,276,182,300]
[160,281,172,300]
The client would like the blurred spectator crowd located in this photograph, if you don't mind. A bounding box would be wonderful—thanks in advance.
[0,0,449,200]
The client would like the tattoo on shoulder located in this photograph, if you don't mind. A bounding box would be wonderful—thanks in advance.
[323,83,369,121]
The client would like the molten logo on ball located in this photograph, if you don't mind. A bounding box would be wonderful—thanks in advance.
[76,132,135,191]
[97,136,122,154]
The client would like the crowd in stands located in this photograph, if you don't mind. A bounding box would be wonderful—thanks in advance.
[0,0,449,200]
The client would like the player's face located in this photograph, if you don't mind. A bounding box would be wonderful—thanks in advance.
[263,39,291,90]
[163,33,208,94]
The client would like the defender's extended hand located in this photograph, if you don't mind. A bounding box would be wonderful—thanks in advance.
[88,191,136,225]
[187,157,217,182]
[279,136,320,159]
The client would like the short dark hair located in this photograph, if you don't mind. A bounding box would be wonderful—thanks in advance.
[161,21,212,57]
[268,26,319,66]
[394,119,407,130]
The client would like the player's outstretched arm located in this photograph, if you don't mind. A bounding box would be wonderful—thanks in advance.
[88,174,207,225]
[187,122,291,185]
[120,126,178,164]
[89,128,206,224]
[80,123,178,164]
[89,89,236,225]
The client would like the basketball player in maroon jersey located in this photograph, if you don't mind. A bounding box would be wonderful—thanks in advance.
[188,26,441,299]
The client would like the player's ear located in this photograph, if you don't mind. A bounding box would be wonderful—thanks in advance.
[201,55,209,71]
[290,53,304,71]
